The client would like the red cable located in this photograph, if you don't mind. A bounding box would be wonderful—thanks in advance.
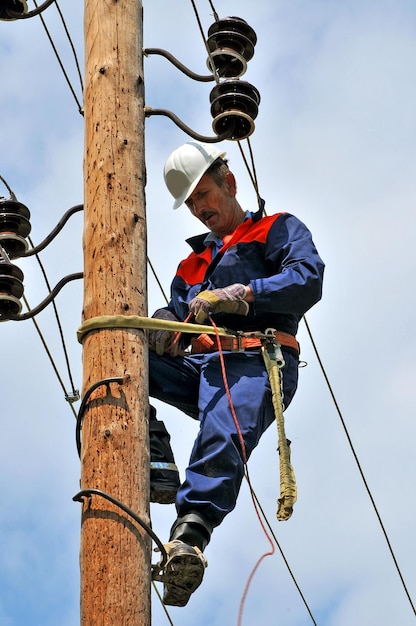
[209,317,276,626]
[181,312,276,623]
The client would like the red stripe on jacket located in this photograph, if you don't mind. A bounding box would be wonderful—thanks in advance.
[177,213,283,285]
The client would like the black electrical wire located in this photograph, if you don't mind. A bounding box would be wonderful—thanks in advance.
[151,582,175,626]
[303,315,416,617]
[33,0,84,115]
[144,48,214,82]
[1,177,81,410]
[144,106,234,142]
[207,0,219,22]
[5,0,55,19]
[72,488,168,569]
[6,272,83,321]
[0,175,14,197]
[147,256,169,305]
[22,292,78,418]
[2,1,84,112]
[27,234,79,400]
[22,204,83,256]
[236,138,264,211]
[53,0,84,93]
[250,484,317,625]
[189,0,220,84]
[75,377,125,457]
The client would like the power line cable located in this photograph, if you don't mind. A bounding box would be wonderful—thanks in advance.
[7,0,56,19]
[145,3,316,619]
[250,486,318,625]
[303,315,416,617]
[147,256,169,305]
[0,176,80,413]
[222,27,415,616]
[22,293,78,418]
[23,0,411,619]
[236,137,265,211]
[32,0,84,115]
[189,0,220,84]
[207,0,219,22]
[208,316,317,624]
[53,0,83,92]
[28,234,80,403]
[151,581,175,626]
[233,138,416,616]
[199,11,415,607]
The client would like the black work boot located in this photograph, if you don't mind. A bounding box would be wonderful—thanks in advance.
[149,406,180,504]
[160,514,211,607]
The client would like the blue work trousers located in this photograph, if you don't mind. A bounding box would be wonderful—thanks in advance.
[149,349,298,530]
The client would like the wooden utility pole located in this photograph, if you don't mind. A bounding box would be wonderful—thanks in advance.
[79,1,150,624]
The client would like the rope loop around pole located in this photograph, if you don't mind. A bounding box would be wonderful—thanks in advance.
[77,314,238,344]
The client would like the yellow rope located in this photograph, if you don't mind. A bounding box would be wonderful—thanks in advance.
[77,315,237,344]
[261,345,297,521]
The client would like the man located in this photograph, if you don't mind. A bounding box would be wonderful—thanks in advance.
[148,141,325,607]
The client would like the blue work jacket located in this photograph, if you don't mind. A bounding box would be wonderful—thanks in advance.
[163,211,325,340]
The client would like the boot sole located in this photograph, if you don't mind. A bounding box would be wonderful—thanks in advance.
[163,552,205,606]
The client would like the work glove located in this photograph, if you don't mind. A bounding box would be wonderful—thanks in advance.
[148,308,182,357]
[189,283,249,324]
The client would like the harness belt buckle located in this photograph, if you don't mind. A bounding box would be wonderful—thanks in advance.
[263,328,285,368]
[231,332,244,352]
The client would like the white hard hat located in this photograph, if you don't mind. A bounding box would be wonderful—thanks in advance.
[164,141,226,210]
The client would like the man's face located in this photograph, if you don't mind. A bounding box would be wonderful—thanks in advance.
[185,172,241,238]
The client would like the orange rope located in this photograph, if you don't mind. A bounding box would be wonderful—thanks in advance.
[169,311,193,352]
[179,312,277,623]
[209,316,276,626]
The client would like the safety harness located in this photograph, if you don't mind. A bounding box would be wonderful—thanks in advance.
[190,328,299,355]
[77,315,297,520]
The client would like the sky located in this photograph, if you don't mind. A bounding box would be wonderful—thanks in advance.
[0,1,415,625]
